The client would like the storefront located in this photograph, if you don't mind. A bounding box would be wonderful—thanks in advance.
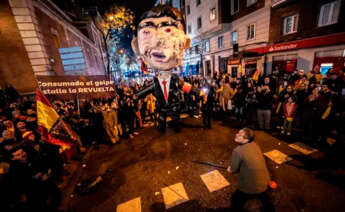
[313,49,345,74]
[219,57,228,74]
[244,56,262,76]
[248,32,345,75]
[183,54,201,76]
[227,58,241,77]
[272,54,298,73]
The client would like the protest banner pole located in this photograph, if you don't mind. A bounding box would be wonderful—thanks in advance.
[76,91,80,117]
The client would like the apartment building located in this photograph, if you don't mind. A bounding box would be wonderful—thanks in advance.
[214,0,271,77]
[249,0,345,74]
[183,0,227,76]
[183,0,271,77]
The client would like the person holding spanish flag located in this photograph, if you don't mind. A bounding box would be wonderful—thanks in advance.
[36,88,80,161]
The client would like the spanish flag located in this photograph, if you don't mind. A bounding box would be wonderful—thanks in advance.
[36,88,71,149]
[141,59,150,75]
[252,70,259,81]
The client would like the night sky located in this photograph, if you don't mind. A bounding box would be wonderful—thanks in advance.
[52,0,157,58]
[53,0,157,25]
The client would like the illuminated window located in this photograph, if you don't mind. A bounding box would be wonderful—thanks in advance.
[318,0,341,27]
[231,0,239,15]
[218,36,223,49]
[204,40,210,52]
[247,24,255,40]
[210,8,216,21]
[283,14,298,35]
[231,31,238,44]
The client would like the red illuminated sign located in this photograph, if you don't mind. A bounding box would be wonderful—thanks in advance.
[248,32,345,54]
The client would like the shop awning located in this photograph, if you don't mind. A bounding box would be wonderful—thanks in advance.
[248,32,345,54]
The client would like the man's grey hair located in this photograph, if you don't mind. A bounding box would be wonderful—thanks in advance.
[242,128,255,142]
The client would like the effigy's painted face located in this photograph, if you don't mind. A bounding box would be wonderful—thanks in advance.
[134,16,190,71]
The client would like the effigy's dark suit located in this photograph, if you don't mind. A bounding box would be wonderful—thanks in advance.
[137,73,182,132]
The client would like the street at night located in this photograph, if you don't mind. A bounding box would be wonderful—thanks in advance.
[1,0,345,212]
[58,115,345,212]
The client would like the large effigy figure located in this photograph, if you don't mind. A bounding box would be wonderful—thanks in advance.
[131,5,191,132]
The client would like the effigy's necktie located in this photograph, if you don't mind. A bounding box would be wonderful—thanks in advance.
[162,80,168,102]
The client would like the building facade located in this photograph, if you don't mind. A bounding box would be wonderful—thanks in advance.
[183,0,226,76]
[213,0,270,78]
[0,0,106,94]
[183,0,271,77]
[261,0,345,74]
[182,0,345,78]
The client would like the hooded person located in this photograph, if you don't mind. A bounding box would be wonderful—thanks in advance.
[131,5,191,132]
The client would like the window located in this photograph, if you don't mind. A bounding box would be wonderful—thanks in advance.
[196,0,201,6]
[52,34,60,48]
[197,16,202,29]
[318,0,341,27]
[187,5,190,15]
[231,0,239,15]
[195,45,200,54]
[188,25,192,34]
[283,14,298,35]
[231,31,238,44]
[247,24,255,40]
[51,28,60,48]
[210,8,216,21]
[218,36,223,49]
[204,40,210,52]
[247,0,257,7]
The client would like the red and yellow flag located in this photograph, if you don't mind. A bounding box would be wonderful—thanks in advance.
[36,88,71,149]
[36,88,59,132]
[252,70,259,81]
[141,59,150,75]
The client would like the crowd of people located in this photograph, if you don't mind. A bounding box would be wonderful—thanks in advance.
[1,66,345,210]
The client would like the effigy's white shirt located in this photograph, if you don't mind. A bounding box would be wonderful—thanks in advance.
[158,72,171,101]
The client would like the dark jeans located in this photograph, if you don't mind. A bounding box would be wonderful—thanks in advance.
[302,111,314,137]
[257,109,271,130]
[231,189,275,212]
[157,110,180,132]
[202,108,212,128]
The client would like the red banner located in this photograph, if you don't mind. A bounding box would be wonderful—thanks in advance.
[248,32,345,54]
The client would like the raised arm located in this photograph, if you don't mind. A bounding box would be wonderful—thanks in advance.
[135,84,154,99]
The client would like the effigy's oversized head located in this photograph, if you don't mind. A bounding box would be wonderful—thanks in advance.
[131,5,190,71]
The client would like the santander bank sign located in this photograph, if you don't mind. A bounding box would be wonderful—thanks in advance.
[268,44,298,52]
[248,32,345,54]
